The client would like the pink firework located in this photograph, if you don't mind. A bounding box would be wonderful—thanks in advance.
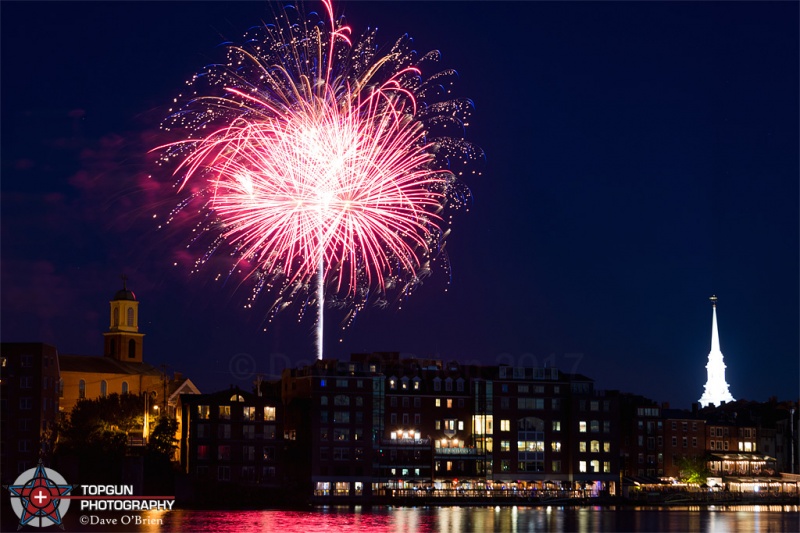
[156,0,481,349]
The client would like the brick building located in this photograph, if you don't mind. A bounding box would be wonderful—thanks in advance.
[0,343,61,483]
[662,407,706,479]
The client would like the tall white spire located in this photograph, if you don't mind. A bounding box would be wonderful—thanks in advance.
[699,295,735,407]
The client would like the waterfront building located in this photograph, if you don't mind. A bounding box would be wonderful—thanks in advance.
[619,394,664,479]
[281,356,379,500]
[179,386,283,488]
[493,366,619,495]
[0,343,61,483]
[661,406,706,479]
[272,353,622,501]
[698,296,735,408]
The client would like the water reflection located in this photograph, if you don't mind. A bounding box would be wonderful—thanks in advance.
[76,505,799,532]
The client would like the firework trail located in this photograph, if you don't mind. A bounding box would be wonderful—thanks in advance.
[155,0,482,359]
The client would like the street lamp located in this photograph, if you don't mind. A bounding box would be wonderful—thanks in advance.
[143,391,157,442]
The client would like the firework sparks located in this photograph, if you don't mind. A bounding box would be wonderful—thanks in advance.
[155,1,482,358]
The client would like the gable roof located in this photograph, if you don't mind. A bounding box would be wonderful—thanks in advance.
[59,354,162,376]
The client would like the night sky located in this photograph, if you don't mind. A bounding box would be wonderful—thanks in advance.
[2,1,797,409]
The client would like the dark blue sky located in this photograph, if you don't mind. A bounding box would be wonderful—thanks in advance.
[2,1,797,409]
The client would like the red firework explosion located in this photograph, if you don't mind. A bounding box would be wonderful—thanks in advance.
[156,0,481,327]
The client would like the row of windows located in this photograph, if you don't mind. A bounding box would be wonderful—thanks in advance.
[320,378,365,388]
[323,395,364,407]
[112,306,136,327]
[17,398,57,411]
[77,379,129,399]
[390,413,421,426]
[196,444,277,461]
[388,377,466,392]
[197,405,276,421]
[579,420,611,433]
[320,447,365,461]
[497,459,608,474]
[497,367,559,380]
[321,411,362,424]
[671,436,699,448]
[196,423,277,440]
[201,465,276,482]
[18,376,59,390]
[495,440,612,454]
[108,338,137,359]
[579,400,611,412]
[671,421,700,432]
[498,384,557,395]
[321,428,365,441]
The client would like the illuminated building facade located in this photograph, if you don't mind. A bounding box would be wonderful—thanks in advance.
[59,282,163,418]
[273,353,620,501]
[179,387,283,488]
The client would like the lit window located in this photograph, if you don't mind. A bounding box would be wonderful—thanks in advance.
[553,421,561,432]
[579,461,587,473]
[579,442,587,452]
[501,420,511,431]
[579,421,587,433]
[264,406,276,421]
[551,441,561,452]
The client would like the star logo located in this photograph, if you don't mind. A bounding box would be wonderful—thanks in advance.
[5,460,75,529]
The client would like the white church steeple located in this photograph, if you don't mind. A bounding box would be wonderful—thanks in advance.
[699,295,735,407]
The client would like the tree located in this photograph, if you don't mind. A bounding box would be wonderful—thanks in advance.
[147,416,179,457]
[54,393,144,484]
[57,393,144,452]
[677,455,712,484]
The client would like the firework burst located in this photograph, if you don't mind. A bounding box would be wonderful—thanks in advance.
[155,1,482,357]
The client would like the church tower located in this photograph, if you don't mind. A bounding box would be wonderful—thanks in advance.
[698,295,735,407]
[103,275,145,363]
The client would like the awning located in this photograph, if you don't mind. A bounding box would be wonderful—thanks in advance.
[710,452,776,462]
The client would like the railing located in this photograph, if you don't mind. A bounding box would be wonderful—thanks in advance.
[373,488,579,500]
[435,447,479,455]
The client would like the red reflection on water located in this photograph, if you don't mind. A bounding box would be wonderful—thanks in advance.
[160,508,437,533]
